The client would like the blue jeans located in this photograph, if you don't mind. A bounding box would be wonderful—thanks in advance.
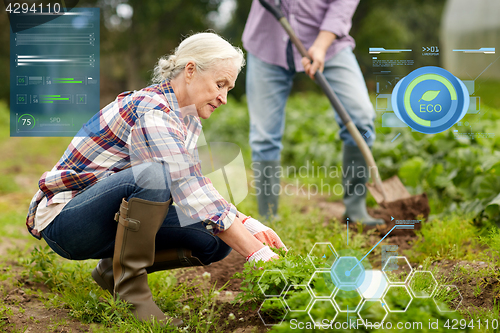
[40,162,232,264]
[247,47,376,161]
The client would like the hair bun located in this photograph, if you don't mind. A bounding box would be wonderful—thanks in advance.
[166,55,177,67]
[152,32,244,83]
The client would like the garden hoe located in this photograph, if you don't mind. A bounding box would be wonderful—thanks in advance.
[258,0,430,227]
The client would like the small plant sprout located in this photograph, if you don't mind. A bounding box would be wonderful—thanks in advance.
[202,272,211,280]
[182,305,190,313]
[228,313,235,320]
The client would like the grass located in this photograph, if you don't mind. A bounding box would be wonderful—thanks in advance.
[11,244,236,332]
[0,91,499,332]
[409,215,480,262]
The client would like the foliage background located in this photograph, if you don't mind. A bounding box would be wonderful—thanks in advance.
[0,0,448,103]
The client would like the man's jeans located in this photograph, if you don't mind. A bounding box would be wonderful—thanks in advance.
[40,162,232,264]
[247,47,376,162]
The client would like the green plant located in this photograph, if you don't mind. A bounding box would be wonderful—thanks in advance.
[23,245,61,288]
[411,215,479,261]
[233,248,314,309]
[473,282,483,298]
[479,226,500,260]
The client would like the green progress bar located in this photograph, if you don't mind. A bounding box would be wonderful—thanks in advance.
[54,81,82,83]
[42,98,69,100]
[40,95,61,97]
[40,101,53,103]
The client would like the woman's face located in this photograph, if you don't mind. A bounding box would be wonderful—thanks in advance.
[186,62,238,119]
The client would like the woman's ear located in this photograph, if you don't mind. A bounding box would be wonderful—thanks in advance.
[184,61,196,83]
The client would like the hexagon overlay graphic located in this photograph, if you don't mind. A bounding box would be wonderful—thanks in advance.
[308,242,338,270]
[433,285,463,312]
[308,271,337,298]
[358,270,389,300]
[409,271,438,298]
[383,285,413,312]
[357,300,388,326]
[332,287,363,313]
[258,298,288,326]
[283,284,314,312]
[258,270,288,297]
[308,299,338,329]
[331,256,366,291]
[382,256,413,284]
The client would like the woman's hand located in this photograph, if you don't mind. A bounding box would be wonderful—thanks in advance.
[217,216,278,263]
[301,30,337,79]
[246,246,279,263]
[242,217,287,251]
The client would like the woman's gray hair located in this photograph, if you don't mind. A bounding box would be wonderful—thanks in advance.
[152,32,245,83]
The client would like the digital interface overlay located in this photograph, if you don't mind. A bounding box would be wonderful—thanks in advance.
[371,46,497,140]
[9,7,99,137]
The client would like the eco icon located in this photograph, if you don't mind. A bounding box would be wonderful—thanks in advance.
[419,90,440,102]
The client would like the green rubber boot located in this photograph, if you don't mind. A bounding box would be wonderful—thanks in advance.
[252,160,281,221]
[343,145,385,226]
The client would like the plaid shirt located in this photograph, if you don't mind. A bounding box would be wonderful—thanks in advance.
[26,80,238,239]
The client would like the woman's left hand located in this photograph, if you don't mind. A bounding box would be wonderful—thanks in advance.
[246,246,279,263]
[242,217,288,251]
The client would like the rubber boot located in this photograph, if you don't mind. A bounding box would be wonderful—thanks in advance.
[92,248,205,296]
[112,197,182,324]
[253,160,281,221]
[342,145,385,226]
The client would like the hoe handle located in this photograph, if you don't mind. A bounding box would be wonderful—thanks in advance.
[258,0,387,201]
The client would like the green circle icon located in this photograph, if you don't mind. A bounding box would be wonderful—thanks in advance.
[18,114,36,130]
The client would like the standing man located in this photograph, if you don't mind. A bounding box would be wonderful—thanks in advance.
[242,0,384,225]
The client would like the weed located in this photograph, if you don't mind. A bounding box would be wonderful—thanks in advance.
[22,245,61,288]
[479,226,500,260]
[0,305,14,331]
[411,215,479,261]
[473,282,483,298]
[233,248,314,309]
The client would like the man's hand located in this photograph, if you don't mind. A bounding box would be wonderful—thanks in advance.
[242,217,287,251]
[302,45,327,80]
[301,31,337,79]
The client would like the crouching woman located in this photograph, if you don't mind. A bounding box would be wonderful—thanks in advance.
[25,32,286,326]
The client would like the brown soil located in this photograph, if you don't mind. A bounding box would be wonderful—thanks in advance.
[0,185,491,332]
[312,196,426,269]
[372,193,431,237]
[430,259,500,314]
[177,244,500,330]
[217,302,268,333]
[0,263,90,333]
[313,193,430,236]
[176,251,267,332]
[178,251,247,292]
